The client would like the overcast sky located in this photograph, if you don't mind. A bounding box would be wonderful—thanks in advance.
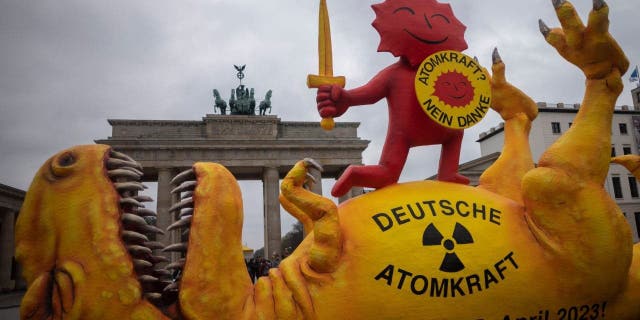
[1,0,639,251]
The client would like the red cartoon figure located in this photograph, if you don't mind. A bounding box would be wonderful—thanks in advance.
[317,0,469,197]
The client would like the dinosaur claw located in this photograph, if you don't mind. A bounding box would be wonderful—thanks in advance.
[303,158,324,172]
[492,48,502,65]
[552,0,566,9]
[593,0,606,10]
[539,19,551,37]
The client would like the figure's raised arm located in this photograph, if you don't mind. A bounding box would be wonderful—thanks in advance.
[316,67,390,119]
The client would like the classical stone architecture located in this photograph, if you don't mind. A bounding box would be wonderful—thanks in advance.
[96,115,369,258]
[0,184,25,292]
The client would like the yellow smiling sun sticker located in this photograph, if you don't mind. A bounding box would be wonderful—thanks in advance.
[415,50,491,129]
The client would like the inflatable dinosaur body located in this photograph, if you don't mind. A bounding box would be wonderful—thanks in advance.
[14,1,640,319]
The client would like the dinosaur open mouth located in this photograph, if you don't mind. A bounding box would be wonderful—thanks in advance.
[106,150,173,305]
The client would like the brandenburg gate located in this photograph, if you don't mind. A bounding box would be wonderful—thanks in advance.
[96,115,369,257]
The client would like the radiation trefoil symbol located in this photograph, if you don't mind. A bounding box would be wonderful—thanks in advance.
[422,223,474,273]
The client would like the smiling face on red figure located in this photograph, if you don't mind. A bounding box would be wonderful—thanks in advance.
[372,0,468,67]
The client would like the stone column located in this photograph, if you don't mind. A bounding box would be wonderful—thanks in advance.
[156,168,175,262]
[0,209,16,291]
[263,167,281,258]
[170,189,181,262]
[338,187,364,204]
[308,166,323,196]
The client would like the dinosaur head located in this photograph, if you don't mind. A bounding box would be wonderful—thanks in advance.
[372,0,468,67]
[15,145,168,318]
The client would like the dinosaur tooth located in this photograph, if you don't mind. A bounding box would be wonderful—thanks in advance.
[171,181,197,194]
[153,269,172,278]
[122,214,165,235]
[122,213,149,226]
[119,197,144,208]
[134,259,153,269]
[138,275,159,283]
[108,168,142,181]
[127,245,153,256]
[179,208,194,219]
[107,158,143,171]
[121,230,149,243]
[134,195,154,203]
[139,224,165,236]
[142,241,165,251]
[110,150,138,163]
[116,166,144,177]
[114,182,146,193]
[163,281,180,292]
[181,191,194,200]
[169,198,194,213]
[167,216,193,231]
[144,293,162,301]
[150,256,170,264]
[171,169,195,186]
[163,243,188,253]
[165,259,186,270]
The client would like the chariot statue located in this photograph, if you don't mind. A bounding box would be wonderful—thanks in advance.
[212,65,273,116]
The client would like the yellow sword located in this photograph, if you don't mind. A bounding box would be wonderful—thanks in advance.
[307,0,346,131]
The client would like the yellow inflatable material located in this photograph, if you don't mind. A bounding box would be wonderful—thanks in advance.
[14,1,639,319]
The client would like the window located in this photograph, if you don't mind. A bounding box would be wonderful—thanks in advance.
[620,123,628,135]
[568,122,572,128]
[612,176,623,198]
[611,147,616,157]
[551,122,561,134]
[623,145,632,155]
[629,176,639,198]
[635,212,640,239]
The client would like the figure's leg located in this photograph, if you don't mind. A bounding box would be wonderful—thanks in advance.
[437,130,469,185]
[478,49,537,204]
[331,138,409,197]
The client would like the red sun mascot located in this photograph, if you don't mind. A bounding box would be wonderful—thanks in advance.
[317,0,469,197]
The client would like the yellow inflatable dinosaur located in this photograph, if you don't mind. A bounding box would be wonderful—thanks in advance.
[14,0,639,319]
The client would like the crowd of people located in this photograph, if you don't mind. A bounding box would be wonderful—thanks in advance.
[246,249,291,283]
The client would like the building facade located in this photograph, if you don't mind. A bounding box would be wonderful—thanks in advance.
[0,184,26,292]
[476,97,640,243]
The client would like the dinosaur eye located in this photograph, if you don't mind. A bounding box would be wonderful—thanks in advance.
[50,152,76,178]
[58,153,76,167]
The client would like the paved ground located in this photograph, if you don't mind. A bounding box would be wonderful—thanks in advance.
[0,291,23,319]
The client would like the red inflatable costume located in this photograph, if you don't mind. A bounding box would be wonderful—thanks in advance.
[317,0,470,197]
